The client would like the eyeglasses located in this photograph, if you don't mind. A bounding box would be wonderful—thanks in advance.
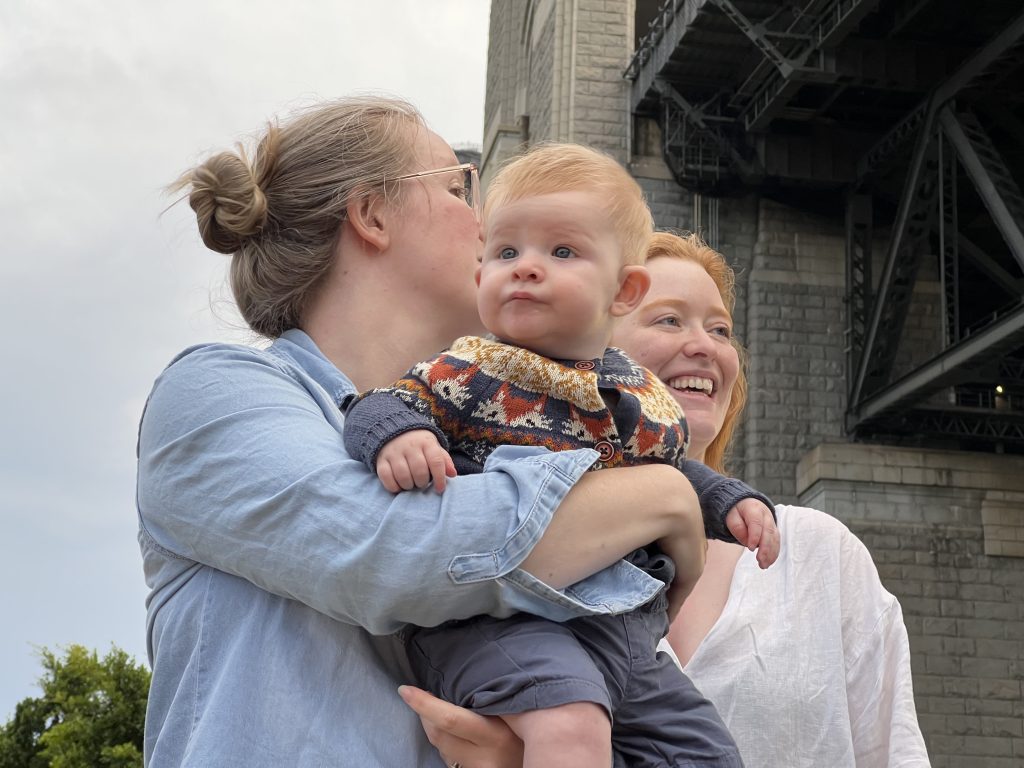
[392,162,480,221]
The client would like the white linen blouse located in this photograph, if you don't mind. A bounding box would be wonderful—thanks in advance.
[662,504,931,768]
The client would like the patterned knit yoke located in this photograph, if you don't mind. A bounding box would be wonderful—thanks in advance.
[386,336,690,472]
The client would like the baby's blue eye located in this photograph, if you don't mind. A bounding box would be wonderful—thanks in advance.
[499,247,518,260]
[553,246,573,259]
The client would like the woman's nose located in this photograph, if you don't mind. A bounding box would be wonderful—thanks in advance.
[681,328,717,359]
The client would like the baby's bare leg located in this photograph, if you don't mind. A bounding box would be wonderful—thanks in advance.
[502,702,611,768]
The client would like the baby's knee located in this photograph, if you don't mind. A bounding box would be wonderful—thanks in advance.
[508,700,611,743]
[546,701,610,740]
[507,702,612,767]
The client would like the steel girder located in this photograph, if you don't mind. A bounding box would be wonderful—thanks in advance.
[938,131,959,348]
[856,10,1024,182]
[709,0,882,131]
[938,108,1024,273]
[848,107,940,409]
[845,193,874,397]
[884,407,1024,448]
[625,2,1024,450]
[847,10,1024,440]
[625,0,701,112]
[848,304,1024,428]
[654,79,762,187]
[630,2,962,188]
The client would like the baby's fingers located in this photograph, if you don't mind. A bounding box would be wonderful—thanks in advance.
[377,462,402,494]
[426,449,456,493]
[383,457,419,491]
[756,521,780,568]
[743,516,764,552]
[725,507,748,547]
[403,451,436,490]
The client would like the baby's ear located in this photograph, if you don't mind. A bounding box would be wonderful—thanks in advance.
[610,265,651,317]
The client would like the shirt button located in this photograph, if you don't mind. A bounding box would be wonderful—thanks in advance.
[574,360,595,370]
[595,440,616,462]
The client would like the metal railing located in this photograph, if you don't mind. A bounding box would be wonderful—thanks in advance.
[624,0,697,81]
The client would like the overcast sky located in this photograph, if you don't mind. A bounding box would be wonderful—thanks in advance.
[0,0,490,718]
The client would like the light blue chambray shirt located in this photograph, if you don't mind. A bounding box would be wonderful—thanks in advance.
[136,329,662,767]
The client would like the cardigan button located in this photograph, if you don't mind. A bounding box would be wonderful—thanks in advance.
[574,360,596,370]
[594,440,616,462]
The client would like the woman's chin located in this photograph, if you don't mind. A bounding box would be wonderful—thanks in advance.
[670,393,719,443]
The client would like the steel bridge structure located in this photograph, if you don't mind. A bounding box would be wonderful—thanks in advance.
[626,0,1024,453]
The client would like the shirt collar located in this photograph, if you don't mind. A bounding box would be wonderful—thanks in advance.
[271,329,358,408]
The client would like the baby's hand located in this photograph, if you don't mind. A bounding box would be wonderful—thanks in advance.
[725,499,779,569]
[376,430,457,493]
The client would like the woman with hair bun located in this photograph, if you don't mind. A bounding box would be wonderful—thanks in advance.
[138,96,709,767]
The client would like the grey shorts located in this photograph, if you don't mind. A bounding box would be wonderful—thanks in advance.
[406,553,743,767]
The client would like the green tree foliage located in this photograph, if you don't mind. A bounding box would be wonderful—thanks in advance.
[0,645,150,768]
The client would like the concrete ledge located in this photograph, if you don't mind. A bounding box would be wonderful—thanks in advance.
[799,442,1024,558]
[797,443,1024,494]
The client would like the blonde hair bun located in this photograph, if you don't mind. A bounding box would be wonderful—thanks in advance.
[171,96,422,338]
[185,147,270,254]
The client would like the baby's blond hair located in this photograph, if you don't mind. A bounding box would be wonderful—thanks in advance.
[484,143,654,265]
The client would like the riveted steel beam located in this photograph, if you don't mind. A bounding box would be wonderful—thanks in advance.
[848,302,1024,429]
[850,106,940,407]
[939,107,1024,273]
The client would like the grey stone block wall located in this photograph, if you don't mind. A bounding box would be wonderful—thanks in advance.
[570,0,631,158]
[799,443,1024,767]
[482,0,528,186]
[484,1,517,126]
[483,0,632,173]
[527,17,555,142]
[742,199,847,502]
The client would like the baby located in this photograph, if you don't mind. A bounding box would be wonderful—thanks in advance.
[344,143,775,767]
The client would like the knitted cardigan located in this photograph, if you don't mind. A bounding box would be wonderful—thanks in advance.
[343,336,772,539]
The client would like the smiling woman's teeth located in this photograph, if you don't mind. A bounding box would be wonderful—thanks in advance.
[668,376,713,394]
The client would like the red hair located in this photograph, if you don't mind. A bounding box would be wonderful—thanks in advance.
[646,231,747,475]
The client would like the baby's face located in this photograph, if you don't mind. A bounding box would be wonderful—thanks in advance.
[476,190,627,361]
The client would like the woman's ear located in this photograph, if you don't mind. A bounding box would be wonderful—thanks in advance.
[610,265,651,317]
[344,193,391,253]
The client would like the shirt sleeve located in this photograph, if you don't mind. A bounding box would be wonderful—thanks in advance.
[136,344,644,636]
[841,531,932,767]
[679,458,776,542]
[343,384,451,472]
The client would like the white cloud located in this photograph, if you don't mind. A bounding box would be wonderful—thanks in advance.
[0,0,490,718]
